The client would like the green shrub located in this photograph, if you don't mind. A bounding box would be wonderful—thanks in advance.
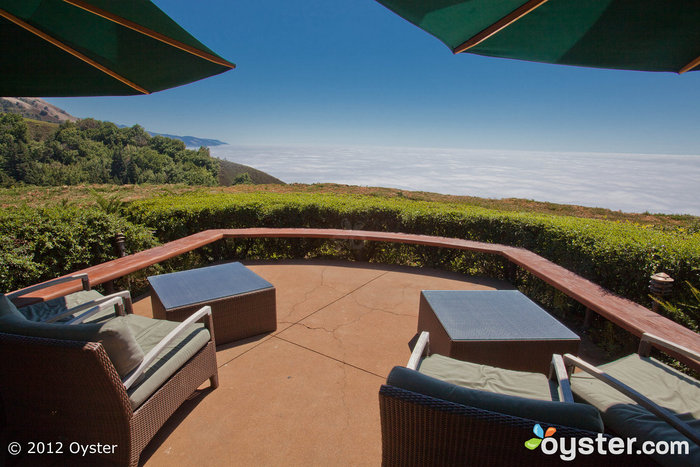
[0,205,158,292]
[126,191,700,314]
[4,189,697,345]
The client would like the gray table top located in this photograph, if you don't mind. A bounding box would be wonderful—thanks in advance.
[422,290,579,342]
[148,262,273,310]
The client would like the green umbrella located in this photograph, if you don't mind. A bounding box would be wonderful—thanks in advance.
[376,0,700,73]
[0,0,235,96]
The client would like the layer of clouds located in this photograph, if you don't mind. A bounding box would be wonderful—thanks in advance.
[212,145,700,215]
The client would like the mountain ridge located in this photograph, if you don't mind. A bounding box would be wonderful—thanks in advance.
[1,97,227,147]
[0,97,78,123]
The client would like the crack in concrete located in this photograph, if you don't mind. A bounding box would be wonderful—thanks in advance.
[293,269,389,326]
[296,322,335,333]
[283,266,356,323]
[274,334,385,379]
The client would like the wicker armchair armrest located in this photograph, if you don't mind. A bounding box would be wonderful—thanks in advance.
[44,290,134,323]
[563,353,700,445]
[65,296,127,325]
[122,305,212,390]
[6,273,90,301]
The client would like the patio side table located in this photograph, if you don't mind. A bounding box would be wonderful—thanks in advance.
[148,262,276,345]
[418,290,579,374]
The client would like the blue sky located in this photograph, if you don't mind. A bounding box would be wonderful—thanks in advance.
[46,0,700,155]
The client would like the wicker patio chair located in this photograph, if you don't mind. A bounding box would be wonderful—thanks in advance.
[0,293,218,467]
[566,333,700,467]
[7,273,134,323]
[379,331,625,466]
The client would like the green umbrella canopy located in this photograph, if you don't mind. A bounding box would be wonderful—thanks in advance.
[0,0,235,96]
[376,0,700,73]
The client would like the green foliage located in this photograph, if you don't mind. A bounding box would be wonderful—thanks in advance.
[652,281,700,332]
[232,172,254,185]
[0,115,218,186]
[3,187,698,351]
[92,190,127,215]
[127,191,700,322]
[0,205,158,292]
[0,113,30,182]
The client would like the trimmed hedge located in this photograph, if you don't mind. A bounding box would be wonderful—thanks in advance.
[3,190,697,342]
[126,191,700,331]
[0,205,158,292]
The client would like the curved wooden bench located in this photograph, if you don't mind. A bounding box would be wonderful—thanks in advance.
[11,228,699,368]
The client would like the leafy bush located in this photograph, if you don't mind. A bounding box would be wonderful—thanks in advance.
[126,191,700,311]
[3,189,697,348]
[0,205,158,292]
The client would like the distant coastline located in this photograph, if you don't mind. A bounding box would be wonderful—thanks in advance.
[147,131,227,148]
[211,144,700,216]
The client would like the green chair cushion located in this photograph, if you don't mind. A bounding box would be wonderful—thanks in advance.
[0,313,144,378]
[570,354,700,467]
[418,354,558,401]
[0,294,26,320]
[125,314,211,410]
[18,290,112,323]
[388,365,604,433]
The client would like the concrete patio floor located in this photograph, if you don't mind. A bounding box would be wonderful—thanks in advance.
[132,260,543,466]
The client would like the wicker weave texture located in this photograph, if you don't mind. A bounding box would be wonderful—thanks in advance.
[0,331,218,467]
[379,385,646,466]
[152,287,276,345]
[130,340,218,462]
[418,293,580,374]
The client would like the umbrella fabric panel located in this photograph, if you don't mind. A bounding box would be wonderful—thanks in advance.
[1,16,137,96]
[470,0,700,72]
[84,0,221,57]
[378,0,527,51]
[559,1,700,72]
[377,0,700,73]
[0,0,234,96]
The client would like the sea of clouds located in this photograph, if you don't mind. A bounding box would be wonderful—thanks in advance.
[210,145,700,216]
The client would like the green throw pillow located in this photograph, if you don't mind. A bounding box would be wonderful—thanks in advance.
[0,313,144,378]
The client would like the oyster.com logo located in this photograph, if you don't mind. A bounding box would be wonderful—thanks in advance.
[524,424,556,450]
[523,423,691,462]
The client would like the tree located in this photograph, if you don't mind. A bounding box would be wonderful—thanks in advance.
[233,172,254,185]
[0,113,30,180]
[0,113,223,187]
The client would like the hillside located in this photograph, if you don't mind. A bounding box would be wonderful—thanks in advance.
[0,114,283,187]
[149,132,228,148]
[24,118,60,141]
[0,97,77,123]
[218,159,284,185]
[2,97,227,147]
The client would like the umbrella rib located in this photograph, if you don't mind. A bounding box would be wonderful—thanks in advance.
[453,0,550,54]
[679,55,700,74]
[0,8,150,94]
[63,0,235,69]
